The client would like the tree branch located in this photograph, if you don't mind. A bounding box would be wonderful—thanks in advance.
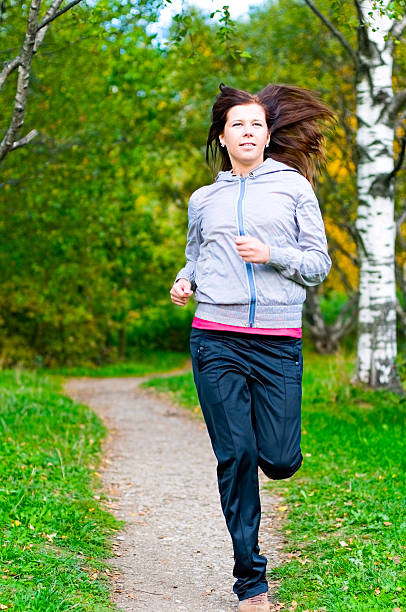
[37,0,83,33]
[390,132,406,179]
[0,0,84,162]
[303,0,358,65]
[304,287,359,351]
[0,0,40,161]
[390,12,406,40]
[0,55,21,94]
[34,0,65,52]
[329,250,358,293]
[0,1,70,91]
[352,0,371,52]
[10,129,39,151]
[396,210,406,250]
[396,298,406,334]
[330,291,359,333]
[386,88,406,122]
[328,234,359,267]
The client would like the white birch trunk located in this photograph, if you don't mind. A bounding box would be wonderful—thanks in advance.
[353,2,398,388]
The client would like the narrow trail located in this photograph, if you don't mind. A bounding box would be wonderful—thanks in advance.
[64,372,287,611]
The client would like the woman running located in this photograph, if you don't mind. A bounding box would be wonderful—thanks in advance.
[170,83,334,612]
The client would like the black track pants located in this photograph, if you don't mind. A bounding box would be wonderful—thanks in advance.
[189,327,303,601]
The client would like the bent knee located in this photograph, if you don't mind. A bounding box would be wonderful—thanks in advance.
[259,452,303,480]
[217,444,258,476]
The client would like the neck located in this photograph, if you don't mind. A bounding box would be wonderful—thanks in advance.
[231,158,265,178]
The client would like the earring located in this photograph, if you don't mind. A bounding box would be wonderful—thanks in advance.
[220,142,225,147]
[266,141,270,147]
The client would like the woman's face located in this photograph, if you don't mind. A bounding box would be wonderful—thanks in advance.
[220,103,270,172]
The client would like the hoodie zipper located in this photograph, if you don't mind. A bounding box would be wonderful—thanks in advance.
[237,176,256,327]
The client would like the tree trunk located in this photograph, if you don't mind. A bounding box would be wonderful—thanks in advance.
[353,3,401,391]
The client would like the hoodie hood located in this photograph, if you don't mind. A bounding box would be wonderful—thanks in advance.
[215,157,298,182]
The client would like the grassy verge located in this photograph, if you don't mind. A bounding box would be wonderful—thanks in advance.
[142,349,406,611]
[142,370,201,416]
[0,369,120,611]
[43,351,190,378]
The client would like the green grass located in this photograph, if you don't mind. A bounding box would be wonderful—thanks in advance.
[142,370,201,415]
[0,369,120,611]
[142,349,406,611]
[44,350,190,378]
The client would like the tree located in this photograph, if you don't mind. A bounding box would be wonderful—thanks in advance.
[0,0,90,162]
[0,8,198,366]
[304,0,406,391]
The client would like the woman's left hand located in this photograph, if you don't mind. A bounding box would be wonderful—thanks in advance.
[235,235,270,264]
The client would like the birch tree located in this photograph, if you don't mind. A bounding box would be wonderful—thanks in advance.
[0,0,85,163]
[304,0,406,391]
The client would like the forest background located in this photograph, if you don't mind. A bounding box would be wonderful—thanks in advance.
[1,0,406,369]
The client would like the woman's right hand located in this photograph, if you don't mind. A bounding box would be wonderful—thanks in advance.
[170,278,193,306]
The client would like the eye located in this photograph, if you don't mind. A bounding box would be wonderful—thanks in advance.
[253,122,263,127]
[232,122,242,126]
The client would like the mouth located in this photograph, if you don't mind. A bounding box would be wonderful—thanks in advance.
[239,143,256,148]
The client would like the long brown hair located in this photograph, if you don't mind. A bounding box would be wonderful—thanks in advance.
[206,83,336,185]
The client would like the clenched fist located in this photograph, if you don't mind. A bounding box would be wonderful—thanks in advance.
[235,235,270,263]
[170,278,193,306]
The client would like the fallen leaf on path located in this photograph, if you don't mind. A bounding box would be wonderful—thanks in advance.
[201,588,215,596]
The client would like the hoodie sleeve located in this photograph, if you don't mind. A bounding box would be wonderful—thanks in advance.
[265,180,332,287]
[174,191,203,291]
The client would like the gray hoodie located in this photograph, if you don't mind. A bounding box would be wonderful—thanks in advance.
[175,157,332,329]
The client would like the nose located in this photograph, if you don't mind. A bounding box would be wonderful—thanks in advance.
[243,125,253,137]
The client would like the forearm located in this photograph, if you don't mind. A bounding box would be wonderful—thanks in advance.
[266,244,332,287]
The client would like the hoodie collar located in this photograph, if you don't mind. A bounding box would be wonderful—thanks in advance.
[215,157,295,182]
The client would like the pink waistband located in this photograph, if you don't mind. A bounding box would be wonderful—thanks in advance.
[192,317,302,337]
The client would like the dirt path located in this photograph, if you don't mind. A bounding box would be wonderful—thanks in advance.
[64,374,286,611]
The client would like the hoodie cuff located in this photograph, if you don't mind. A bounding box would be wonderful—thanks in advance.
[266,245,290,268]
[175,275,196,292]
[265,236,292,269]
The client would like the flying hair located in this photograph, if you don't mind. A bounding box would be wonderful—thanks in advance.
[206,83,336,185]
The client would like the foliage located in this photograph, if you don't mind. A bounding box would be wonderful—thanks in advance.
[142,369,200,412]
[47,349,189,377]
[0,368,120,610]
[0,0,405,366]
